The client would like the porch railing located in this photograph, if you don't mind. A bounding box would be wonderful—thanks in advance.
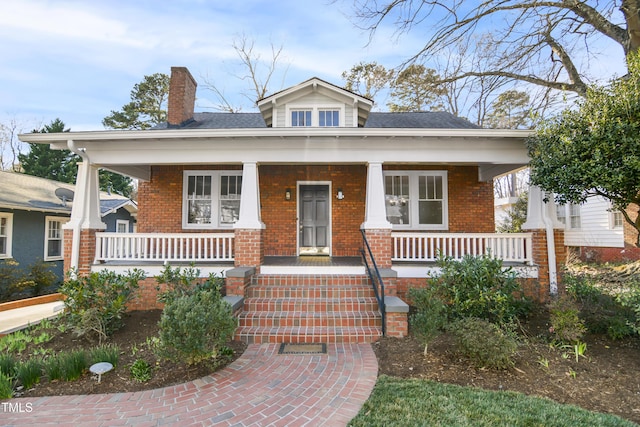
[94,232,235,264]
[360,230,386,336]
[391,232,533,264]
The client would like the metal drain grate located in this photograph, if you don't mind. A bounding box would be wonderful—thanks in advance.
[278,343,327,354]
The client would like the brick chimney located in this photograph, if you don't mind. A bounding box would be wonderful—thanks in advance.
[167,67,197,127]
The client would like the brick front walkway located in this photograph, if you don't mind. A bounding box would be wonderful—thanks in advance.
[1,343,378,426]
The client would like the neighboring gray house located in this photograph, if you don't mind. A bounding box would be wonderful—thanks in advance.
[0,171,136,281]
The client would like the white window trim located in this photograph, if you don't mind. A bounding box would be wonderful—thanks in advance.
[285,104,345,127]
[568,203,581,230]
[182,170,242,230]
[116,219,130,233]
[611,210,624,229]
[0,213,13,259]
[44,216,68,261]
[383,170,448,230]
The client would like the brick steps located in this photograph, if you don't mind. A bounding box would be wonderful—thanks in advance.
[235,274,383,344]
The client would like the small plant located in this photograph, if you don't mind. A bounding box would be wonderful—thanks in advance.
[448,318,518,369]
[59,350,87,381]
[15,358,42,389]
[427,254,530,325]
[0,329,33,354]
[548,295,587,345]
[573,341,587,363]
[537,357,550,370]
[0,353,17,376]
[145,336,161,352]
[60,269,145,343]
[0,259,32,302]
[130,359,152,383]
[89,344,120,367]
[33,331,52,345]
[407,287,447,355]
[568,368,577,379]
[43,355,63,382]
[26,259,58,297]
[158,279,237,365]
[0,372,13,399]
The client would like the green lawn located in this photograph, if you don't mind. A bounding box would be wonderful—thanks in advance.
[349,375,636,427]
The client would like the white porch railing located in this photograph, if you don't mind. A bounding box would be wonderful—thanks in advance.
[391,232,533,264]
[94,232,234,263]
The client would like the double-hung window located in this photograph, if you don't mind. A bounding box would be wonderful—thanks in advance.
[569,203,581,229]
[612,211,624,229]
[0,213,12,259]
[45,216,67,261]
[384,171,448,229]
[291,110,312,127]
[183,171,242,229]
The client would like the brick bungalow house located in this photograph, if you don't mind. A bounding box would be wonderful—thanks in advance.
[19,67,564,343]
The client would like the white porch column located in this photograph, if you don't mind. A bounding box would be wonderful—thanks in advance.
[234,161,265,230]
[64,161,106,273]
[361,161,392,230]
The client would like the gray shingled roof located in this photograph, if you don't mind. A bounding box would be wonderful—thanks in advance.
[0,171,135,216]
[155,111,478,130]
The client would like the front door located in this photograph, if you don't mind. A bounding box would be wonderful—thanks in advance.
[299,184,330,255]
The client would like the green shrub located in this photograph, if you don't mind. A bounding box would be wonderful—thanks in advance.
[158,283,237,365]
[407,287,447,355]
[156,264,224,304]
[130,359,152,383]
[59,269,145,342]
[0,353,17,376]
[448,318,518,369]
[0,329,33,354]
[88,344,120,367]
[0,372,13,399]
[59,350,87,381]
[428,254,530,325]
[0,259,31,302]
[26,259,58,297]
[43,355,63,382]
[548,295,587,344]
[15,358,42,389]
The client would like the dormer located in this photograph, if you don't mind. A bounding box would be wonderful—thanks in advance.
[257,77,374,127]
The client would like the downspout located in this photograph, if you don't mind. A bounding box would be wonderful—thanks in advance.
[66,140,89,275]
[542,195,558,296]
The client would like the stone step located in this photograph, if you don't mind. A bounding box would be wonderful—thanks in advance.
[242,297,380,313]
[252,274,371,287]
[237,310,382,328]
[245,285,375,299]
[235,325,383,344]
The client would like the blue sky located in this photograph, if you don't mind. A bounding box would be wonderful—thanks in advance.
[0,0,426,132]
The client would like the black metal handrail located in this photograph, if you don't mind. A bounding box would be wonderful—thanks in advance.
[360,229,386,336]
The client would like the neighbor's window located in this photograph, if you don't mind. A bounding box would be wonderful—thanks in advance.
[45,216,67,261]
[0,213,13,259]
[183,171,242,229]
[384,171,448,229]
[612,211,624,229]
[319,110,340,127]
[569,203,581,229]
[116,220,130,233]
[291,110,312,127]
[556,205,566,225]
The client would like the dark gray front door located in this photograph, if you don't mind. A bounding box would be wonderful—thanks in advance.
[299,185,330,255]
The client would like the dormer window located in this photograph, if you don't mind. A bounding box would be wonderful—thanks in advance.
[319,109,340,127]
[291,110,312,127]
[286,105,344,127]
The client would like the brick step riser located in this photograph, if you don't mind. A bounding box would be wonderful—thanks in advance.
[252,276,371,287]
[237,316,382,328]
[242,300,380,312]
[235,328,382,344]
[246,287,376,299]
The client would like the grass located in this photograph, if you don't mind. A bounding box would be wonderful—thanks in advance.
[348,375,635,427]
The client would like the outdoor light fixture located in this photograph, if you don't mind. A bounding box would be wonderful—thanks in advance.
[285,188,292,200]
[336,189,344,200]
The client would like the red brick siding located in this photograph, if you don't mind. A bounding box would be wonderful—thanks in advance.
[259,165,366,257]
[383,165,495,233]
[137,165,242,233]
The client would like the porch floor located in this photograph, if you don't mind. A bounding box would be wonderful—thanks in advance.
[262,256,362,267]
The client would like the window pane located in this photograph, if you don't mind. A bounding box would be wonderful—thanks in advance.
[47,239,61,258]
[220,200,240,224]
[419,201,443,224]
[0,237,5,255]
[292,110,312,126]
[319,110,340,127]
[189,200,212,224]
[385,175,410,224]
